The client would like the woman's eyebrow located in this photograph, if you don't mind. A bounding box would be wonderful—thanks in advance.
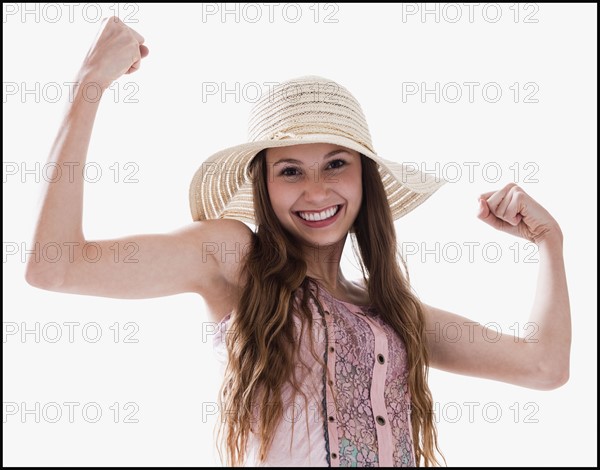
[272,149,350,167]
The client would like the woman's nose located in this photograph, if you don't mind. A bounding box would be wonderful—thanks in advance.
[302,170,330,201]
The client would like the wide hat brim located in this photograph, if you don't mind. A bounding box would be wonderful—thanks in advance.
[189,133,446,224]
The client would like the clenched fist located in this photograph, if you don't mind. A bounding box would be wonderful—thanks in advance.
[477,183,563,245]
[79,16,149,90]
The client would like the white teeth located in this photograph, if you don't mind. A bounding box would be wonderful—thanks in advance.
[298,205,339,222]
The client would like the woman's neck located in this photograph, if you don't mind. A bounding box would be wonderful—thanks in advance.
[301,237,347,289]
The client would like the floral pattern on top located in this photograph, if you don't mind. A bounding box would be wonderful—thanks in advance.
[311,284,415,467]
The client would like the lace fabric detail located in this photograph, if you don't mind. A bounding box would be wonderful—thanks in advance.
[212,283,415,466]
[382,319,415,467]
[313,284,415,467]
[329,299,379,466]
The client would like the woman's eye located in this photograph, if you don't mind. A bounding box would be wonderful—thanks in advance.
[280,167,300,177]
[328,159,346,169]
[278,160,346,178]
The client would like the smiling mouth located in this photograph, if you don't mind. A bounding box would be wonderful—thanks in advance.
[295,205,341,222]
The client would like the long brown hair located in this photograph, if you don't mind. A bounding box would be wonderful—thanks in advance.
[216,149,445,466]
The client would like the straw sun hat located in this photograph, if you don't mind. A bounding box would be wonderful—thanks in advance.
[189,75,446,224]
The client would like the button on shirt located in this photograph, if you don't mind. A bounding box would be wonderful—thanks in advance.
[213,282,415,467]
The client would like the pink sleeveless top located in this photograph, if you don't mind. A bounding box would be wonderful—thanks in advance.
[212,281,415,467]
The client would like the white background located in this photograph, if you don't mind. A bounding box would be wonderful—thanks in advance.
[3,2,597,466]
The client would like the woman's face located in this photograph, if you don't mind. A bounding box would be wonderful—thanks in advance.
[265,143,362,247]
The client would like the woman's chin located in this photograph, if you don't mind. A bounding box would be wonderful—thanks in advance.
[297,232,348,249]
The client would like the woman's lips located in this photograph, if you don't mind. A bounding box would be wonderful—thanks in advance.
[294,204,343,228]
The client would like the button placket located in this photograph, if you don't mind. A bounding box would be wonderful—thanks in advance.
[361,314,395,467]
[321,301,340,467]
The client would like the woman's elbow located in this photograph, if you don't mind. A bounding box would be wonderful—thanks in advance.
[25,264,65,291]
[531,361,570,390]
[548,366,570,389]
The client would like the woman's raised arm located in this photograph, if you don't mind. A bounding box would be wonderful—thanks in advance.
[24,17,252,316]
[424,183,571,390]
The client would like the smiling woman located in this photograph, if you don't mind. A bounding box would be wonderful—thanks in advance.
[23,15,572,468]
[265,144,362,243]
